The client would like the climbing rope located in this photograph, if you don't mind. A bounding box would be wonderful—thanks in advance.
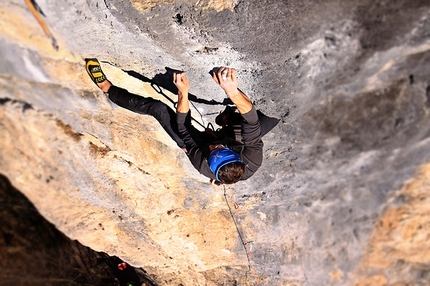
[189,100,206,128]
[149,82,206,129]
[223,185,260,285]
[25,0,59,51]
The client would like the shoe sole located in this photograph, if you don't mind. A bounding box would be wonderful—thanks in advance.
[85,58,106,85]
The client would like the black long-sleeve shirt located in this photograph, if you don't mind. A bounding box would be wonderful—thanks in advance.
[176,106,263,181]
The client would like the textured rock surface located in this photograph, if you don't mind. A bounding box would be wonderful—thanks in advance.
[0,174,154,285]
[1,0,430,285]
[354,164,430,285]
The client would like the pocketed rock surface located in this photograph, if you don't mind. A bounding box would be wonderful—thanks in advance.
[1,0,430,285]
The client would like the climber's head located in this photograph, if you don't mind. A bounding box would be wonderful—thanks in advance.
[208,146,245,184]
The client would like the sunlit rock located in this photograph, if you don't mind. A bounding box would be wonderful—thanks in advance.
[1,0,430,285]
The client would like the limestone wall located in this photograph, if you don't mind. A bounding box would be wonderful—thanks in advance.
[1,0,430,285]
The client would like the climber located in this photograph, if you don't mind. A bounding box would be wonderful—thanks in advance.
[85,58,186,150]
[85,59,278,185]
[174,67,265,185]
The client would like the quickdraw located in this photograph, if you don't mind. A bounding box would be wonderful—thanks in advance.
[24,0,59,51]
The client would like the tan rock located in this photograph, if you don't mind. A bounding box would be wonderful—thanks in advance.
[130,0,238,13]
[2,0,430,285]
[353,164,430,284]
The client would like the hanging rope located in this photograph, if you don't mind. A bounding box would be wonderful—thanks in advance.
[189,100,206,128]
[223,185,260,285]
[149,82,206,129]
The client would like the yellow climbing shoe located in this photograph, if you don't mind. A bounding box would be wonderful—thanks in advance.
[85,58,107,85]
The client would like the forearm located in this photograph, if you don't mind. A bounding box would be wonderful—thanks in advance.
[227,89,253,114]
[212,67,253,114]
[176,91,190,113]
[174,72,190,113]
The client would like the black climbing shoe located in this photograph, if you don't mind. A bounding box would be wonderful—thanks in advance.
[85,58,107,85]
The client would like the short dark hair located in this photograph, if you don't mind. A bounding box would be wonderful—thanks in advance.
[218,162,246,184]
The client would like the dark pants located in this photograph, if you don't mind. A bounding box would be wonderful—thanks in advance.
[107,85,186,148]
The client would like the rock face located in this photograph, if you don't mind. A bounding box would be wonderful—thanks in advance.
[0,174,154,285]
[1,0,430,285]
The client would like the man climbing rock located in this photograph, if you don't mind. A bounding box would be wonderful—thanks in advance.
[85,59,277,185]
[174,67,265,185]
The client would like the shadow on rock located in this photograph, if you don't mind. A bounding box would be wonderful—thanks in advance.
[124,67,231,106]
[0,174,156,286]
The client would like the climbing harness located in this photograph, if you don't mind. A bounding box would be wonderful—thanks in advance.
[223,185,260,285]
[24,0,59,51]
